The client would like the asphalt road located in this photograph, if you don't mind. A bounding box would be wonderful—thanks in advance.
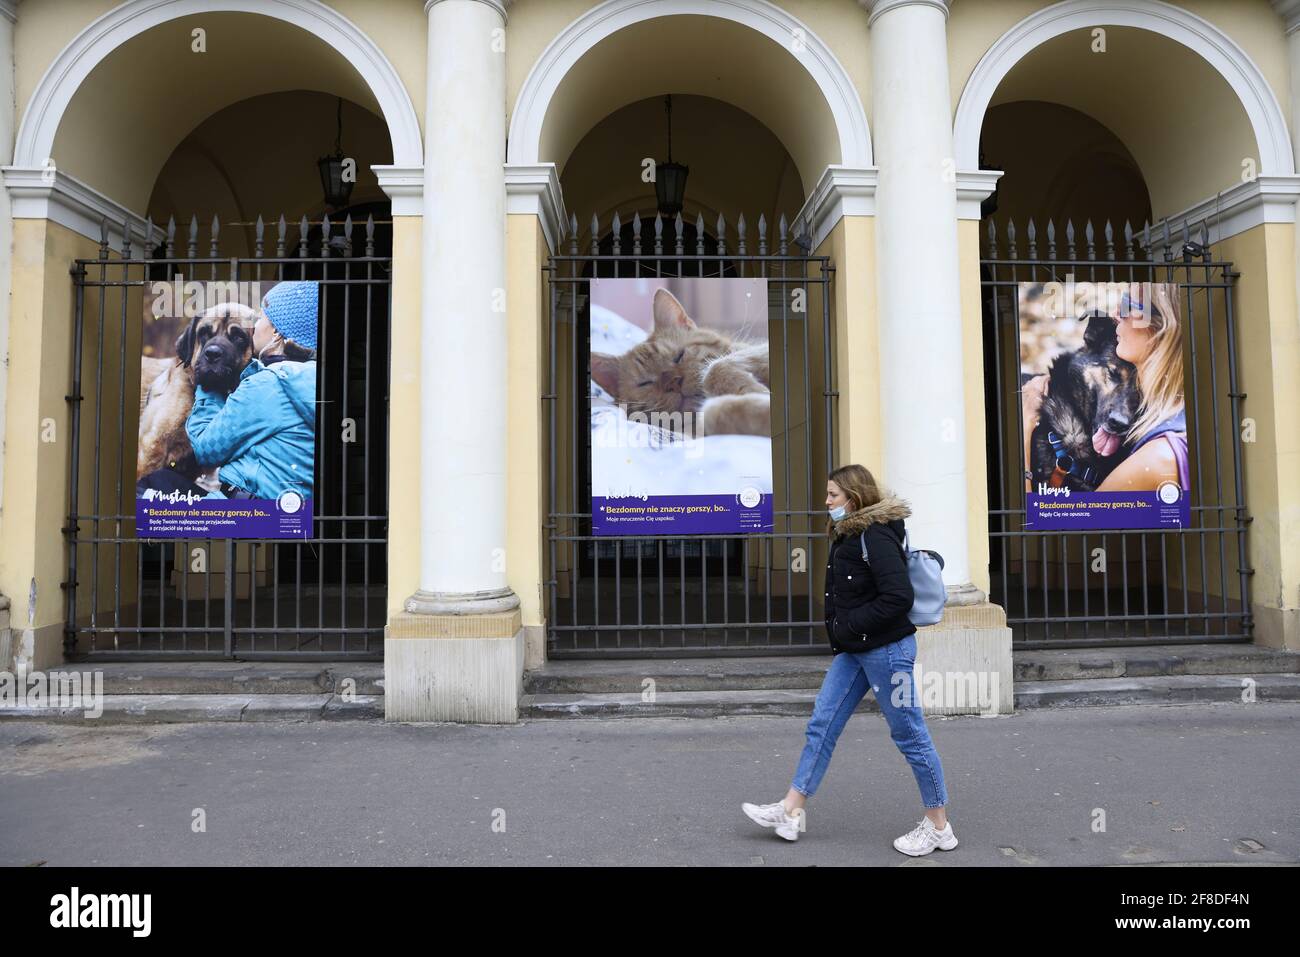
[1,702,1296,866]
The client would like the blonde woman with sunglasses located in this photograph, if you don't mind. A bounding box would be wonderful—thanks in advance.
[1021,282,1188,493]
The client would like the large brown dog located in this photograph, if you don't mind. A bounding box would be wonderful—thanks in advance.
[136,302,258,481]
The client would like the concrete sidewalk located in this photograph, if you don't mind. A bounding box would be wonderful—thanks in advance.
[1,702,1296,867]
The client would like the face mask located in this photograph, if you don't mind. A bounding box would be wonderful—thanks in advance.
[828,504,847,522]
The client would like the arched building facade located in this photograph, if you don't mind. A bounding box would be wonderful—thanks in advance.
[0,0,1296,721]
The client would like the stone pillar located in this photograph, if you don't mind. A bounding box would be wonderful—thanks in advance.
[864,0,1012,712]
[0,0,15,518]
[863,0,982,605]
[385,0,524,722]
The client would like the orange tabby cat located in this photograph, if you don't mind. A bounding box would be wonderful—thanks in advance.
[591,288,769,437]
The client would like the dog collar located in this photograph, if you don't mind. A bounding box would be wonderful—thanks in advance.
[1046,430,1097,486]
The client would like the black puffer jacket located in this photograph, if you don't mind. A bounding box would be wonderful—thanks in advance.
[823,492,916,654]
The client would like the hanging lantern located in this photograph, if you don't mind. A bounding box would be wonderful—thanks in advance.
[318,97,355,210]
[655,94,689,218]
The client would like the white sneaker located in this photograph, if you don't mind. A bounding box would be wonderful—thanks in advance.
[893,817,958,856]
[742,800,804,841]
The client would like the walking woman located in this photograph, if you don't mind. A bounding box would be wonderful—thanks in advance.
[742,464,957,856]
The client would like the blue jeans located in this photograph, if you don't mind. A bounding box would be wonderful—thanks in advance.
[791,633,948,808]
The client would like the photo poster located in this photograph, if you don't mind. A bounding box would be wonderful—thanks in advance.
[1019,280,1190,530]
[588,276,774,535]
[135,278,318,539]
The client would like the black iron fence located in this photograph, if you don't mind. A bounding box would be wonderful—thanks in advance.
[544,210,836,657]
[981,217,1252,648]
[65,211,391,659]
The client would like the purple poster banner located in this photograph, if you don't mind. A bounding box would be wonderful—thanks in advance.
[1019,281,1191,531]
[136,492,312,539]
[1026,488,1188,530]
[593,492,772,535]
[589,276,773,536]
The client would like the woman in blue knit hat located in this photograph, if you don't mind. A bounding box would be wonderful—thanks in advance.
[182,280,319,500]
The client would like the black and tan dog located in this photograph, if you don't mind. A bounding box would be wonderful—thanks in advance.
[136,302,258,481]
[1026,311,1142,492]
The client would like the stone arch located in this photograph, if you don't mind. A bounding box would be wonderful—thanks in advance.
[14,0,421,171]
[508,0,872,185]
[953,0,1293,176]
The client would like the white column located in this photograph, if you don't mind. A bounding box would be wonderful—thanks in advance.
[864,0,982,602]
[408,0,517,614]
[0,1,15,513]
[1277,0,1300,384]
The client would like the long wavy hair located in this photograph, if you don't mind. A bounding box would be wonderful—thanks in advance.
[826,463,883,537]
[1126,282,1185,444]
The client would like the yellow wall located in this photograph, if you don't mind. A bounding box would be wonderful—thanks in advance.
[506,213,548,627]
[1,219,100,667]
[819,215,880,471]
[958,219,993,597]
[385,214,422,616]
[1215,222,1300,648]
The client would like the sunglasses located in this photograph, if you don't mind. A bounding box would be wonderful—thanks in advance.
[1117,289,1161,322]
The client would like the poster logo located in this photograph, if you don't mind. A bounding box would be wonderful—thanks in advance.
[1019,280,1190,530]
[589,277,774,535]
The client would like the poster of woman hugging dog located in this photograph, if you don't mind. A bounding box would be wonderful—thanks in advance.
[135,279,319,539]
[1019,280,1189,530]
[589,277,773,535]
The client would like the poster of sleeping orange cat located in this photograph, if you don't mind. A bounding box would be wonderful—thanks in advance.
[589,277,773,535]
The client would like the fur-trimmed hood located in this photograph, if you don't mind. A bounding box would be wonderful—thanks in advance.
[833,491,911,537]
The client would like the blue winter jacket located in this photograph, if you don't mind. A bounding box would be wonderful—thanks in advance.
[186,358,316,500]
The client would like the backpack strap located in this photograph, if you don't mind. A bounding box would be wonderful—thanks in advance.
[860,526,909,564]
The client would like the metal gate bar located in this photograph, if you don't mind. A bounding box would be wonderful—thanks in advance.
[544,212,836,657]
[64,213,391,659]
[982,218,1252,648]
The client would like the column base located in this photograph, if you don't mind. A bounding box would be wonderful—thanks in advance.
[1251,602,1300,651]
[403,586,521,615]
[944,581,987,606]
[385,604,524,723]
[914,600,1014,715]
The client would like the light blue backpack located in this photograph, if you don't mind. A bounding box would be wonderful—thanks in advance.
[859,528,947,627]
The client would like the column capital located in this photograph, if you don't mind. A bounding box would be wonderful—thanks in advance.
[1273,0,1300,35]
[372,164,423,215]
[425,0,512,21]
[859,0,950,28]
[3,165,156,249]
[505,162,568,254]
[791,164,878,252]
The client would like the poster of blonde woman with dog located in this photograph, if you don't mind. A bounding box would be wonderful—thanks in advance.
[135,279,319,538]
[588,277,773,535]
[1018,280,1189,530]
